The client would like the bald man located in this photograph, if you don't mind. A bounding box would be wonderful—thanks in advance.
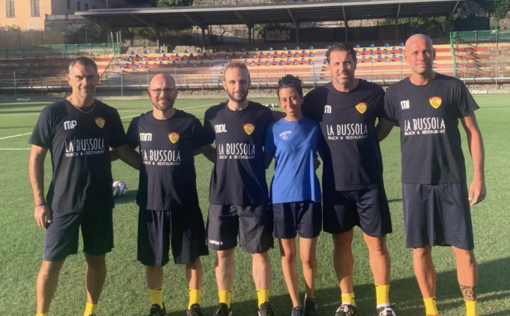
[379,34,486,316]
[126,74,210,316]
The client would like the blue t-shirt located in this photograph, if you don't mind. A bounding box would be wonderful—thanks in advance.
[265,117,321,204]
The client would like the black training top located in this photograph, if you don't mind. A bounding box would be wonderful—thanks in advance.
[384,73,479,184]
[203,101,274,205]
[303,80,385,191]
[127,110,207,210]
[29,99,126,214]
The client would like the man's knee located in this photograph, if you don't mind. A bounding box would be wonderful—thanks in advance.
[332,231,354,250]
[40,259,66,277]
[186,257,202,270]
[413,245,432,258]
[365,235,388,253]
[84,253,106,269]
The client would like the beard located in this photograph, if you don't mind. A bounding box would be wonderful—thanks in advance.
[153,98,175,112]
[226,88,248,103]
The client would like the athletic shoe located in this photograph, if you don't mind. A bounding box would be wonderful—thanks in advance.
[187,304,204,316]
[258,302,277,316]
[377,306,396,316]
[148,303,167,316]
[335,304,357,316]
[212,303,232,316]
[304,298,317,316]
[291,306,303,316]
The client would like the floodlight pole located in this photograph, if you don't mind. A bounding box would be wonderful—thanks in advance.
[13,71,17,98]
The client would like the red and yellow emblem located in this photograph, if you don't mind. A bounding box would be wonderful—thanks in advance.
[429,96,442,109]
[243,123,255,135]
[355,102,367,114]
[168,132,180,144]
[95,117,105,129]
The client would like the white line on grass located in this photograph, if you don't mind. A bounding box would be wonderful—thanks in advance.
[0,148,31,150]
[120,103,216,119]
[0,133,32,140]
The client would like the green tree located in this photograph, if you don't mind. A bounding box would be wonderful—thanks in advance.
[474,0,510,17]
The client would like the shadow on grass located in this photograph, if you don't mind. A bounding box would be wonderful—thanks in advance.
[146,257,510,316]
[113,190,137,205]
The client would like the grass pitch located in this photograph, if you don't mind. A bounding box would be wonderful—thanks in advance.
[0,95,509,316]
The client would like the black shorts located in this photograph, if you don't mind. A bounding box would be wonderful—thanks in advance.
[206,204,274,253]
[323,185,392,237]
[403,183,474,250]
[273,201,322,239]
[138,206,209,266]
[43,209,113,261]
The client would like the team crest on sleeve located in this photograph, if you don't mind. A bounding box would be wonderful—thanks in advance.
[355,102,367,114]
[243,123,255,135]
[95,117,105,129]
[429,96,442,109]
[168,132,180,144]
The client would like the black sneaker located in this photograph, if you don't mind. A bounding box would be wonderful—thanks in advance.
[212,303,232,316]
[377,305,396,316]
[304,298,317,316]
[187,304,204,316]
[291,306,303,316]
[258,302,277,316]
[148,303,167,316]
[335,304,357,316]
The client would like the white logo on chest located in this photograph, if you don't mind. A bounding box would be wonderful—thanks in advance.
[400,100,410,110]
[324,105,332,114]
[64,120,77,130]
[279,131,292,141]
[140,133,152,141]
[215,124,227,133]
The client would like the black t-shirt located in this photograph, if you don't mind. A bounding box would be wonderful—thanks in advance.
[303,80,385,191]
[203,101,274,205]
[29,99,127,214]
[384,73,479,184]
[126,110,207,210]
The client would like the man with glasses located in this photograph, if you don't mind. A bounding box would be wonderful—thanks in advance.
[126,73,210,316]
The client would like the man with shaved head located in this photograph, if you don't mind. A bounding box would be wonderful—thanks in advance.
[126,73,210,316]
[380,34,486,316]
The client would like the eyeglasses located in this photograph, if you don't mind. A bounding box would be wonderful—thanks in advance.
[149,88,176,94]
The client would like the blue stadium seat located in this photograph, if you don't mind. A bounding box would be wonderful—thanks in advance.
[385,50,389,55]
[266,54,271,58]
[131,61,135,65]
[302,50,306,54]
[201,60,204,64]
[274,51,278,55]
[210,56,215,60]
[192,64,196,68]
[362,55,366,60]
[159,61,163,65]
[136,54,140,58]
[279,61,284,66]
[377,54,382,59]
[385,58,390,62]
[222,62,226,66]
[254,48,259,51]
[370,58,375,63]
[141,57,145,61]
[288,50,292,54]
[294,53,298,58]
[249,62,254,66]
[172,61,176,65]
[154,57,158,61]
[384,43,389,47]
[273,58,277,62]
[376,47,381,52]
[265,61,269,66]
[363,47,367,52]
[399,42,404,46]
[185,50,189,53]
[309,46,314,50]
[400,57,405,62]
[241,48,245,52]
[258,58,262,62]
[308,60,313,65]
[238,56,242,59]
[287,57,291,61]
[356,51,359,56]
[295,46,299,50]
[269,47,273,51]
[232,52,236,56]
[145,61,149,65]
[178,64,183,68]
[213,49,217,52]
[252,55,257,59]
[163,53,167,57]
[400,50,405,54]
[370,43,374,48]
[208,63,211,67]
[127,57,132,61]
[301,57,305,61]
[176,53,180,57]
[198,49,202,53]
[130,50,135,54]
[392,54,397,59]
[370,51,375,55]
[326,45,331,49]
[244,59,248,62]
[137,65,141,69]
[355,44,360,48]
[246,52,250,55]
[309,53,314,57]
[293,61,297,65]
[324,61,328,65]
[171,50,176,53]
[227,48,232,52]
[144,50,148,54]
[280,54,285,58]
[283,46,287,50]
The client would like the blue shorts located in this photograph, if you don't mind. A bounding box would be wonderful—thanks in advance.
[138,205,209,266]
[323,185,392,237]
[272,201,322,239]
[403,183,474,250]
[43,209,113,261]
[206,204,274,254]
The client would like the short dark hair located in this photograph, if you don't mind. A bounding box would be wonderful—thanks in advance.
[223,61,250,81]
[68,57,98,74]
[326,42,357,64]
[277,75,303,97]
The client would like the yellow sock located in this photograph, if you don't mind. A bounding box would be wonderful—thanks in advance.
[465,300,478,316]
[149,288,164,308]
[424,297,439,315]
[256,289,270,307]
[375,284,390,307]
[188,289,202,309]
[83,302,98,316]
[218,290,232,308]
[341,293,356,306]
[36,314,49,316]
